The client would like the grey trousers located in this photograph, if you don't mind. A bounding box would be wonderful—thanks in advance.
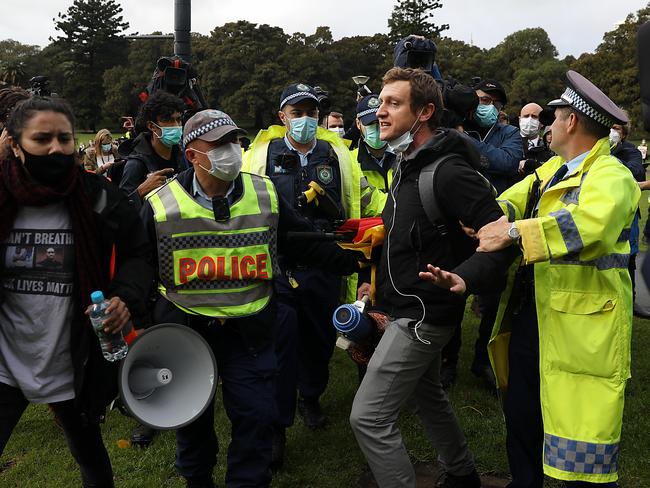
[350,318,476,488]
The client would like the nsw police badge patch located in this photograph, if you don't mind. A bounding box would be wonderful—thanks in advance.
[316,165,334,185]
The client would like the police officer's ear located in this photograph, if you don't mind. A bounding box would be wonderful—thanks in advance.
[185,147,197,164]
[565,111,580,135]
[356,118,362,131]
[278,110,288,126]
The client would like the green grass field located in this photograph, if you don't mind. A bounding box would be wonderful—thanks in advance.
[1,177,650,487]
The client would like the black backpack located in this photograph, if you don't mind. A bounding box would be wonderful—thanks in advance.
[417,153,495,235]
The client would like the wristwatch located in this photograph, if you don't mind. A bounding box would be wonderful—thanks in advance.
[508,222,520,242]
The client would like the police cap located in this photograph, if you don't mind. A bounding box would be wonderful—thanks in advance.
[279,83,320,110]
[356,94,382,125]
[182,109,246,147]
[548,70,628,127]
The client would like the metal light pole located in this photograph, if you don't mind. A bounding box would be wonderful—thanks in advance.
[174,0,191,62]
[125,0,192,62]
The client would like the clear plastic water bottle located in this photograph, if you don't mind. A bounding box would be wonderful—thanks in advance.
[90,290,128,362]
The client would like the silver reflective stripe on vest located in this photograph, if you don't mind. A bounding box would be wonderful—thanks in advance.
[154,176,278,314]
[559,172,588,206]
[617,228,631,242]
[156,214,273,236]
[550,208,584,254]
[544,433,619,475]
[550,253,629,270]
[498,199,516,221]
[166,281,272,308]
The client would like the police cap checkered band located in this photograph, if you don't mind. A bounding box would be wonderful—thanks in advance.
[279,83,319,109]
[558,87,617,128]
[280,91,318,109]
[357,108,377,119]
[548,70,628,126]
[182,109,244,146]
[356,95,381,125]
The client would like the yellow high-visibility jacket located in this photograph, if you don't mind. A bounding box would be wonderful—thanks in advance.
[489,137,640,483]
[243,125,365,302]
[350,146,394,214]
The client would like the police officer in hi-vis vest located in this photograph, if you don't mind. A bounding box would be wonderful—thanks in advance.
[421,71,639,488]
[141,109,361,488]
[244,83,378,437]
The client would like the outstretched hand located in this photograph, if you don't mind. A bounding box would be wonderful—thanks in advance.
[419,264,466,295]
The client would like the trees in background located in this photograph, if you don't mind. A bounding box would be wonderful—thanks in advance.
[388,0,449,41]
[50,0,129,131]
[1,1,649,136]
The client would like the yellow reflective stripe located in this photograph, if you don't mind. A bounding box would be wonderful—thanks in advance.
[167,180,210,220]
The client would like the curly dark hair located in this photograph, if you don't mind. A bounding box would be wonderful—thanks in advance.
[0,86,30,126]
[136,91,185,133]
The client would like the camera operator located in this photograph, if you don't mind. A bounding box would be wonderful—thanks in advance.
[518,102,554,176]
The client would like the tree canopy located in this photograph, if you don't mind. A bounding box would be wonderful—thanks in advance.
[1,0,648,137]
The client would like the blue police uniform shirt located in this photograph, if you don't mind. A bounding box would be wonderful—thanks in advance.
[266,135,343,230]
[192,173,235,209]
[284,135,316,167]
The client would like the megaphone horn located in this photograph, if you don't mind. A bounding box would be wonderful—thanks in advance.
[119,323,217,430]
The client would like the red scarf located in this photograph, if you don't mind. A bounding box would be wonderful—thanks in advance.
[0,156,106,312]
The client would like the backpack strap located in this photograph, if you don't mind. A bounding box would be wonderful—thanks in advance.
[417,153,463,236]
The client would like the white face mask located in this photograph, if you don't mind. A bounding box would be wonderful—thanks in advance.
[609,128,621,146]
[196,143,242,181]
[519,116,540,138]
[387,107,425,154]
[328,127,345,138]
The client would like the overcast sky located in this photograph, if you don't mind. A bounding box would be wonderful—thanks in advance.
[1,0,648,58]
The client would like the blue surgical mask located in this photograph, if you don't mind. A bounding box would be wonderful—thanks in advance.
[101,143,112,153]
[387,107,425,154]
[363,123,387,150]
[474,104,499,128]
[153,123,182,147]
[287,116,318,144]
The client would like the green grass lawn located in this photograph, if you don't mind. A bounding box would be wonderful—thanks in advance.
[2,310,649,486]
[2,176,650,486]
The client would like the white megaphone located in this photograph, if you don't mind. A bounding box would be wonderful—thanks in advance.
[118,323,217,430]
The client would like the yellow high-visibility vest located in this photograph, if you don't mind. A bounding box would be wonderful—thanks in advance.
[244,125,361,302]
[489,137,640,483]
[147,172,279,318]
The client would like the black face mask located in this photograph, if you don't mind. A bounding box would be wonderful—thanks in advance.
[20,146,76,186]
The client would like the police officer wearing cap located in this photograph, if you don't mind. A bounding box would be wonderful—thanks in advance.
[421,70,639,487]
[141,109,361,488]
[351,94,397,202]
[244,83,372,436]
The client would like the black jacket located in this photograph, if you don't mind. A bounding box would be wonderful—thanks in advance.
[375,128,504,325]
[72,171,153,424]
[140,168,360,351]
[611,140,645,182]
[118,133,183,207]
